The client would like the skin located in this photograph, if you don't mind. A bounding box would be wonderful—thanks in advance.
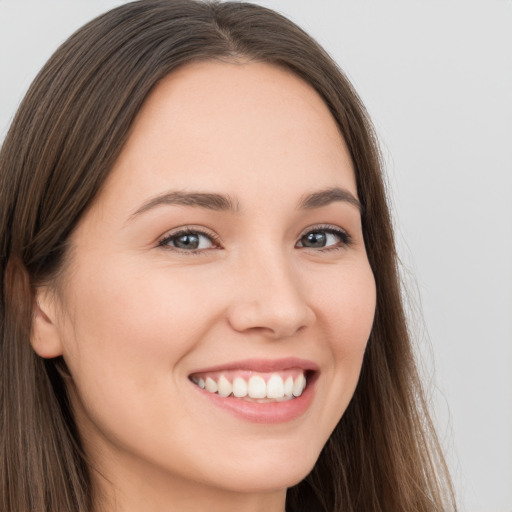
[32,61,376,512]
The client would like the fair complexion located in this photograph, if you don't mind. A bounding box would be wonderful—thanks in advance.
[32,61,376,512]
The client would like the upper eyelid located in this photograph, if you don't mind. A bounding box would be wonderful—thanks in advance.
[296,225,351,247]
[297,223,350,239]
[158,226,220,247]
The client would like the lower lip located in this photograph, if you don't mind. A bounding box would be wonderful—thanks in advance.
[191,374,317,424]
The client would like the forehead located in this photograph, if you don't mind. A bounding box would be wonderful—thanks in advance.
[100,60,357,213]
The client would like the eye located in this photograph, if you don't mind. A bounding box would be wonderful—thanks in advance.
[296,226,351,251]
[158,228,219,252]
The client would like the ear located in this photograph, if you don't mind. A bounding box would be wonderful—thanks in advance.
[31,289,64,359]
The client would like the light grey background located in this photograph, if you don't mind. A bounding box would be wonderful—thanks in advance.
[1,1,511,511]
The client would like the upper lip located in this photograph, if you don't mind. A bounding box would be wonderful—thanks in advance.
[189,357,319,375]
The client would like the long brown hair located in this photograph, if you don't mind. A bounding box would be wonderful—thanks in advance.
[0,1,456,510]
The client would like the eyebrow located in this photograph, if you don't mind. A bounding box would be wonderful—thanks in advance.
[129,186,361,221]
[130,191,241,218]
[298,187,361,212]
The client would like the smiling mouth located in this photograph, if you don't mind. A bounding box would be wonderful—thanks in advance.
[189,369,310,402]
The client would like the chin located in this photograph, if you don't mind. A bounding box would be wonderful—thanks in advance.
[198,445,320,494]
[214,467,313,495]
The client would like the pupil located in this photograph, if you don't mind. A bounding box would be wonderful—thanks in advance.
[175,234,199,249]
[304,232,326,247]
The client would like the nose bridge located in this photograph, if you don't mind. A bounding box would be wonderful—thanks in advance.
[227,243,315,338]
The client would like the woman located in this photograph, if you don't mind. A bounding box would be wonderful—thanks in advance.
[0,1,456,511]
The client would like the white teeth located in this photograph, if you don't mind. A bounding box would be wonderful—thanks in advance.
[292,373,306,397]
[248,376,267,399]
[267,375,285,399]
[232,377,248,398]
[284,376,294,397]
[194,372,309,400]
[205,377,218,393]
[217,375,232,397]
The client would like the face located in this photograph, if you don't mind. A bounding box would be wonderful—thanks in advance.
[36,61,376,507]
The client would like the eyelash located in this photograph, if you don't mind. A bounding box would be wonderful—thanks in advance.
[157,224,352,255]
[297,224,352,252]
[158,226,222,255]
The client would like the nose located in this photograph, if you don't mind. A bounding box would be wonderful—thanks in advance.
[226,250,316,339]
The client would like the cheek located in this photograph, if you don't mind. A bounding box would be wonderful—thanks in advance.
[316,261,376,350]
[58,258,230,423]
[57,262,209,448]
[315,262,376,405]
[64,262,202,354]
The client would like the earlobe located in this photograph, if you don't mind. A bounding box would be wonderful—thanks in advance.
[30,292,64,359]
